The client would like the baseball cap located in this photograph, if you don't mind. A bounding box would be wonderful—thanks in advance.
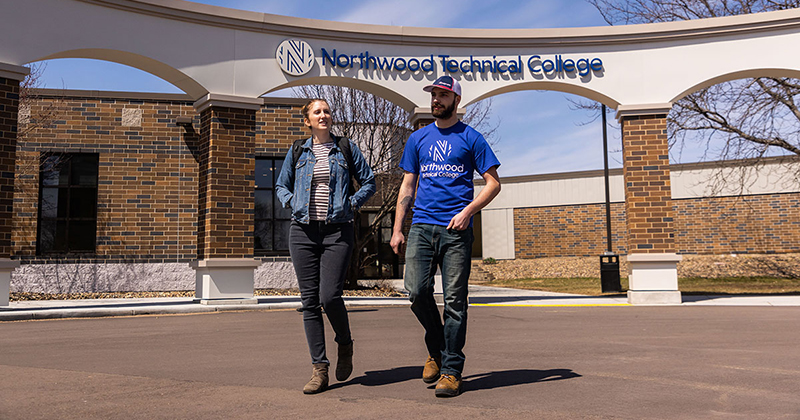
[423,76,462,96]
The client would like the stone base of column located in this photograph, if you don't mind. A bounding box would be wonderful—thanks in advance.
[0,259,21,308]
[627,290,682,305]
[626,253,683,305]
[190,258,261,304]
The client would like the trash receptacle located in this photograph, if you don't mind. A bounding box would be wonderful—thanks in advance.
[600,253,621,293]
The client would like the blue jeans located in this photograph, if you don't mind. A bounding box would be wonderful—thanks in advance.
[404,223,473,377]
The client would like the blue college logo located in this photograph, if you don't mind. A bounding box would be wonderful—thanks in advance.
[276,39,315,76]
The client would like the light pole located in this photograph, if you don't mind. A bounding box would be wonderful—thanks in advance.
[600,104,621,293]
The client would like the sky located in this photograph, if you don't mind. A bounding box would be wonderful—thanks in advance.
[32,0,659,178]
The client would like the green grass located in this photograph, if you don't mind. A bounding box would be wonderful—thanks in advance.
[487,276,800,296]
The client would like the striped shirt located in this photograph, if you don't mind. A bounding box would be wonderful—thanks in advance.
[309,141,334,221]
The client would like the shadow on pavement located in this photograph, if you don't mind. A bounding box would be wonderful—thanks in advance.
[331,367,581,392]
[462,368,581,392]
[332,366,421,389]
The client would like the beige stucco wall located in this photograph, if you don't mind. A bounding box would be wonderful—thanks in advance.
[4,1,800,113]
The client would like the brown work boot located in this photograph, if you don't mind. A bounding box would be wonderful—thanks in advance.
[303,363,329,394]
[335,340,354,381]
[422,356,441,384]
[434,373,462,397]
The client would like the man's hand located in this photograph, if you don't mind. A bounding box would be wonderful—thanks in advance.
[390,231,405,255]
[446,209,471,231]
[391,172,418,255]
[445,166,501,232]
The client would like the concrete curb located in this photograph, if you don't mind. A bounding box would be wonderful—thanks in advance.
[0,296,412,322]
[3,285,800,322]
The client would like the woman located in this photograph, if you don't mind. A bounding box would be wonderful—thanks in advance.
[276,99,376,394]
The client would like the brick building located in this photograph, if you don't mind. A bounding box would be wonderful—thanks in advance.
[7,89,800,299]
[11,89,306,295]
[5,0,800,304]
[477,158,800,261]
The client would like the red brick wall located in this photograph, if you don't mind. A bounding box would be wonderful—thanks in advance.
[17,93,800,264]
[513,192,800,258]
[256,103,306,155]
[0,78,19,258]
[621,114,676,253]
[15,93,306,264]
[674,193,800,254]
[15,94,199,262]
[514,203,628,258]
[196,106,256,259]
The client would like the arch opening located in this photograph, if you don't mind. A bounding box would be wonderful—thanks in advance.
[467,81,621,110]
[265,77,417,112]
[666,70,800,168]
[31,49,207,98]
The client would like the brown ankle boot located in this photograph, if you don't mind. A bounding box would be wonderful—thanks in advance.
[422,356,441,384]
[435,373,462,397]
[303,363,329,394]
[336,340,354,381]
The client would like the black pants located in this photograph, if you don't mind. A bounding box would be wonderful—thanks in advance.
[289,220,354,365]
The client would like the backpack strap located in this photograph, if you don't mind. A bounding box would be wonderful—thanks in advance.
[291,138,305,167]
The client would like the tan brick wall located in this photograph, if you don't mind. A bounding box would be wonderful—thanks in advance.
[0,78,19,258]
[621,114,676,253]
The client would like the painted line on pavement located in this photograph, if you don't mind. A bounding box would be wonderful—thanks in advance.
[470,303,630,307]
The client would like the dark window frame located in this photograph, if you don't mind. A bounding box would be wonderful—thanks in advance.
[254,156,291,256]
[36,153,100,255]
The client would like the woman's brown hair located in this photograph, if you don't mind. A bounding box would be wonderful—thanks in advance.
[301,98,329,122]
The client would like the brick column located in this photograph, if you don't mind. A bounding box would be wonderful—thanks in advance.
[618,105,681,304]
[190,95,262,304]
[0,64,27,307]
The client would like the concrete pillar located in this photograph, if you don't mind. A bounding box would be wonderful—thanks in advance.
[410,107,435,130]
[617,105,682,305]
[191,94,263,304]
[0,64,28,307]
[409,107,465,130]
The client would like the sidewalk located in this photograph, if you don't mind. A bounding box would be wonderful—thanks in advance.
[3,283,800,321]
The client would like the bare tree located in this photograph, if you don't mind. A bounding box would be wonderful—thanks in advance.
[587,0,800,191]
[293,85,499,287]
[15,63,68,256]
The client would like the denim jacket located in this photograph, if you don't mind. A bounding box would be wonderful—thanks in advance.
[275,136,376,224]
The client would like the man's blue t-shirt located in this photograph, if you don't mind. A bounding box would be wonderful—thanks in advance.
[399,120,500,227]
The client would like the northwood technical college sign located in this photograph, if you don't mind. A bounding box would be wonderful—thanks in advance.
[277,39,605,78]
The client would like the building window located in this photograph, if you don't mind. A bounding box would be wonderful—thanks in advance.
[255,157,291,255]
[37,153,99,254]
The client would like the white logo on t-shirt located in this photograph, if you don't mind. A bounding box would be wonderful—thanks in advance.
[429,140,452,162]
[422,139,464,179]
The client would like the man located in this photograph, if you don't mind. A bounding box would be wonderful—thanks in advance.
[390,75,501,397]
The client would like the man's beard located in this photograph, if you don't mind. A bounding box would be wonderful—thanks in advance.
[432,100,456,119]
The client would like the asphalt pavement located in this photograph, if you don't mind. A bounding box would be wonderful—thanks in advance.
[2,302,799,419]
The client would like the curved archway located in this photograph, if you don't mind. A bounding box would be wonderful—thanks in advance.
[265,76,418,112]
[468,81,621,109]
[33,49,208,99]
[670,68,800,104]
